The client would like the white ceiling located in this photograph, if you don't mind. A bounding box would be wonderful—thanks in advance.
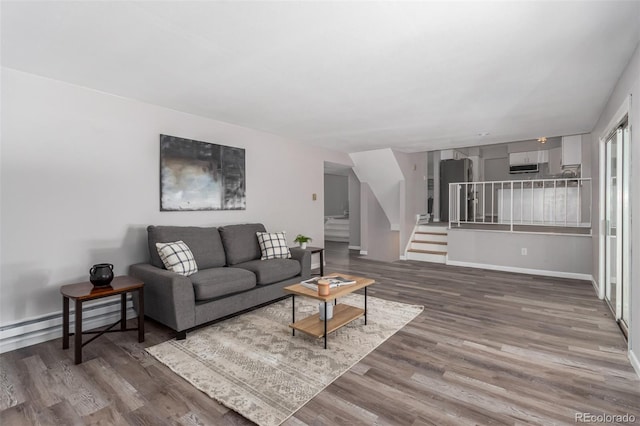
[2,1,639,153]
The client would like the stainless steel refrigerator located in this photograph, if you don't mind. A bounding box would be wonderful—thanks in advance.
[439,159,472,222]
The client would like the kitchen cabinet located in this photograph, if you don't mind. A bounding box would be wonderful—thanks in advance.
[441,149,466,160]
[509,152,531,165]
[538,150,549,163]
[562,135,582,166]
[509,150,549,166]
[548,147,562,175]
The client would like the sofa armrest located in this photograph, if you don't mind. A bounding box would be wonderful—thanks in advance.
[289,247,311,280]
[128,263,195,332]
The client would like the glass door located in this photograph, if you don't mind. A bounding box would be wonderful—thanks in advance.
[604,120,630,334]
[604,133,618,314]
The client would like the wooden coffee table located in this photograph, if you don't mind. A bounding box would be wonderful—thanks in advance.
[283,273,374,349]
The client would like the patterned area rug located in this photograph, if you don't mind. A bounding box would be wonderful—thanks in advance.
[146,294,423,426]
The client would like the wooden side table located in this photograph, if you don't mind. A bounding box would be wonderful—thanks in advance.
[306,246,325,276]
[61,275,144,364]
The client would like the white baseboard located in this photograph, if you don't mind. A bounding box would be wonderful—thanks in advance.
[629,349,640,378]
[348,245,361,250]
[591,277,601,298]
[399,255,407,260]
[359,250,368,255]
[311,261,321,271]
[445,260,593,281]
[0,298,137,354]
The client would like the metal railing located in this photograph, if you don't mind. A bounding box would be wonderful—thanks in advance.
[448,178,592,231]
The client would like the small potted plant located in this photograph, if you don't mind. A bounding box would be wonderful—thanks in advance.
[293,234,312,249]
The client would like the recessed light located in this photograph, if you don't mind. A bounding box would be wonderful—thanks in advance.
[477,132,490,137]
[537,137,547,144]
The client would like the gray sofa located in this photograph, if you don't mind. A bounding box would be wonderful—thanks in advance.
[129,223,311,339]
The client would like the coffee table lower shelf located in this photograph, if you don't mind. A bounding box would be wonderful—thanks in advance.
[289,303,364,338]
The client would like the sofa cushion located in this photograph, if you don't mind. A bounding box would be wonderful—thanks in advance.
[256,232,291,260]
[234,259,301,285]
[155,241,198,276]
[218,223,266,265]
[190,267,256,301]
[148,226,226,270]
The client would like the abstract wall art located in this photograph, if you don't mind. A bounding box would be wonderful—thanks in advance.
[160,134,246,211]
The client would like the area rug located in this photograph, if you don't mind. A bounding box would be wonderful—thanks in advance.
[146,293,423,426]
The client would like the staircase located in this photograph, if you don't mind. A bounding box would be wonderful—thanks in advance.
[406,224,448,263]
[324,217,350,242]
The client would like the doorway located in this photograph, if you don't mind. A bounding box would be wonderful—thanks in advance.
[603,117,630,335]
[323,162,360,249]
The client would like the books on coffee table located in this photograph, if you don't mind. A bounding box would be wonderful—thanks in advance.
[301,275,356,291]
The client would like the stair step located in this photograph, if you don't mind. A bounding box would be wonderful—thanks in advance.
[411,241,448,251]
[417,225,448,233]
[415,231,447,236]
[407,223,448,263]
[406,250,447,264]
[408,249,447,255]
[414,232,447,243]
[325,236,349,242]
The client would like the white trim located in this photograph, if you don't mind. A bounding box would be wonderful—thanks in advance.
[447,227,591,238]
[621,124,631,328]
[598,96,630,302]
[348,245,361,250]
[598,138,606,300]
[601,96,631,140]
[0,299,136,354]
[402,215,421,259]
[445,260,593,281]
[591,277,600,296]
[614,129,624,318]
[311,261,321,271]
[629,349,640,378]
[359,250,368,255]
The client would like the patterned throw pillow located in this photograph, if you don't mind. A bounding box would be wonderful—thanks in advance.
[256,232,291,260]
[156,240,198,276]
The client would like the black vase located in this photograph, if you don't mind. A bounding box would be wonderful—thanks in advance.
[90,263,114,287]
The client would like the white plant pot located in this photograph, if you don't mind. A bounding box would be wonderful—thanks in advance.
[318,303,334,321]
[300,242,307,249]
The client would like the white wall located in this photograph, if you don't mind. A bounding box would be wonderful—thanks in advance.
[394,151,427,256]
[448,229,592,279]
[432,151,440,221]
[350,148,404,229]
[0,68,352,326]
[359,183,399,262]
[348,170,361,248]
[589,42,640,371]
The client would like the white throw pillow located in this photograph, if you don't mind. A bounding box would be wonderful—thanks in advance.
[156,240,198,276]
[256,232,291,260]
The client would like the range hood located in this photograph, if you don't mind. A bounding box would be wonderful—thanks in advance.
[509,164,539,174]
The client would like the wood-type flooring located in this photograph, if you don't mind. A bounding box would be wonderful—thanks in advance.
[1,242,638,425]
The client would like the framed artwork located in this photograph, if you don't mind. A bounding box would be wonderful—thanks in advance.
[159,134,246,211]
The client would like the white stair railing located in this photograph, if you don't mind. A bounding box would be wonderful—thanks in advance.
[448,178,592,231]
